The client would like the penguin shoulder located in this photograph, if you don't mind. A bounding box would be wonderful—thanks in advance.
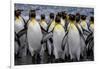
[54,24,64,32]
[69,22,78,31]
[15,16,22,23]
[81,21,87,28]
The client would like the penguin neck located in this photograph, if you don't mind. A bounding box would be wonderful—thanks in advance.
[76,21,80,24]
[66,15,68,20]
[90,21,94,24]
[31,17,35,22]
[81,20,86,22]
[15,16,21,20]
[41,19,45,22]
[69,21,75,24]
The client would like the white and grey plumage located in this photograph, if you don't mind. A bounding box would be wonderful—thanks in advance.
[65,22,81,61]
[15,16,27,57]
[27,19,43,56]
[53,23,65,59]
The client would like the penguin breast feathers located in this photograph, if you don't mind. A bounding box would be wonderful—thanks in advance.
[81,21,87,29]
[54,24,65,32]
[15,17,24,33]
[68,23,78,32]
[40,21,47,29]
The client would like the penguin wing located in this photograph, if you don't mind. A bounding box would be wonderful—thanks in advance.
[40,24,48,34]
[61,31,68,51]
[17,28,27,38]
[86,34,94,52]
[41,32,53,43]
[75,24,86,42]
[85,32,93,45]
[81,25,91,36]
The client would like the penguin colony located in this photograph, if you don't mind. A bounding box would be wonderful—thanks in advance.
[14,9,94,65]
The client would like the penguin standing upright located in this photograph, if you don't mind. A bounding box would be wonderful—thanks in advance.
[14,9,27,57]
[27,10,43,64]
[63,14,81,61]
[53,15,65,62]
[75,13,86,59]
[39,14,49,63]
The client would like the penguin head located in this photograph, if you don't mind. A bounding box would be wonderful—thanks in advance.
[90,16,94,23]
[69,14,75,22]
[41,14,45,21]
[55,15,61,24]
[61,11,67,20]
[57,12,62,18]
[29,10,36,19]
[15,9,22,18]
[81,15,87,21]
[76,13,80,23]
[49,13,54,19]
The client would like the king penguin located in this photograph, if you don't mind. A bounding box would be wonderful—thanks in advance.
[63,14,81,61]
[75,13,87,60]
[14,9,27,58]
[39,14,49,63]
[53,15,65,62]
[27,10,43,64]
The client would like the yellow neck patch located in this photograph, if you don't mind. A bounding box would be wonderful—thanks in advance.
[81,21,86,28]
[54,23,64,32]
[29,18,36,26]
[49,20,56,28]
[90,23,94,29]
[15,16,22,23]
[68,22,77,31]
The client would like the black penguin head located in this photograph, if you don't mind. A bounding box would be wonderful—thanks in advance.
[49,13,54,19]
[76,13,80,22]
[57,12,62,18]
[15,9,22,17]
[90,16,94,23]
[55,15,61,23]
[61,11,67,19]
[41,14,45,20]
[69,14,75,21]
[81,15,87,20]
[29,10,36,19]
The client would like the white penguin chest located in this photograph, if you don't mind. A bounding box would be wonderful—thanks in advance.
[61,19,65,27]
[40,21,47,30]
[80,21,88,30]
[15,18,24,33]
[90,24,94,32]
[28,21,42,37]
[68,23,80,40]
